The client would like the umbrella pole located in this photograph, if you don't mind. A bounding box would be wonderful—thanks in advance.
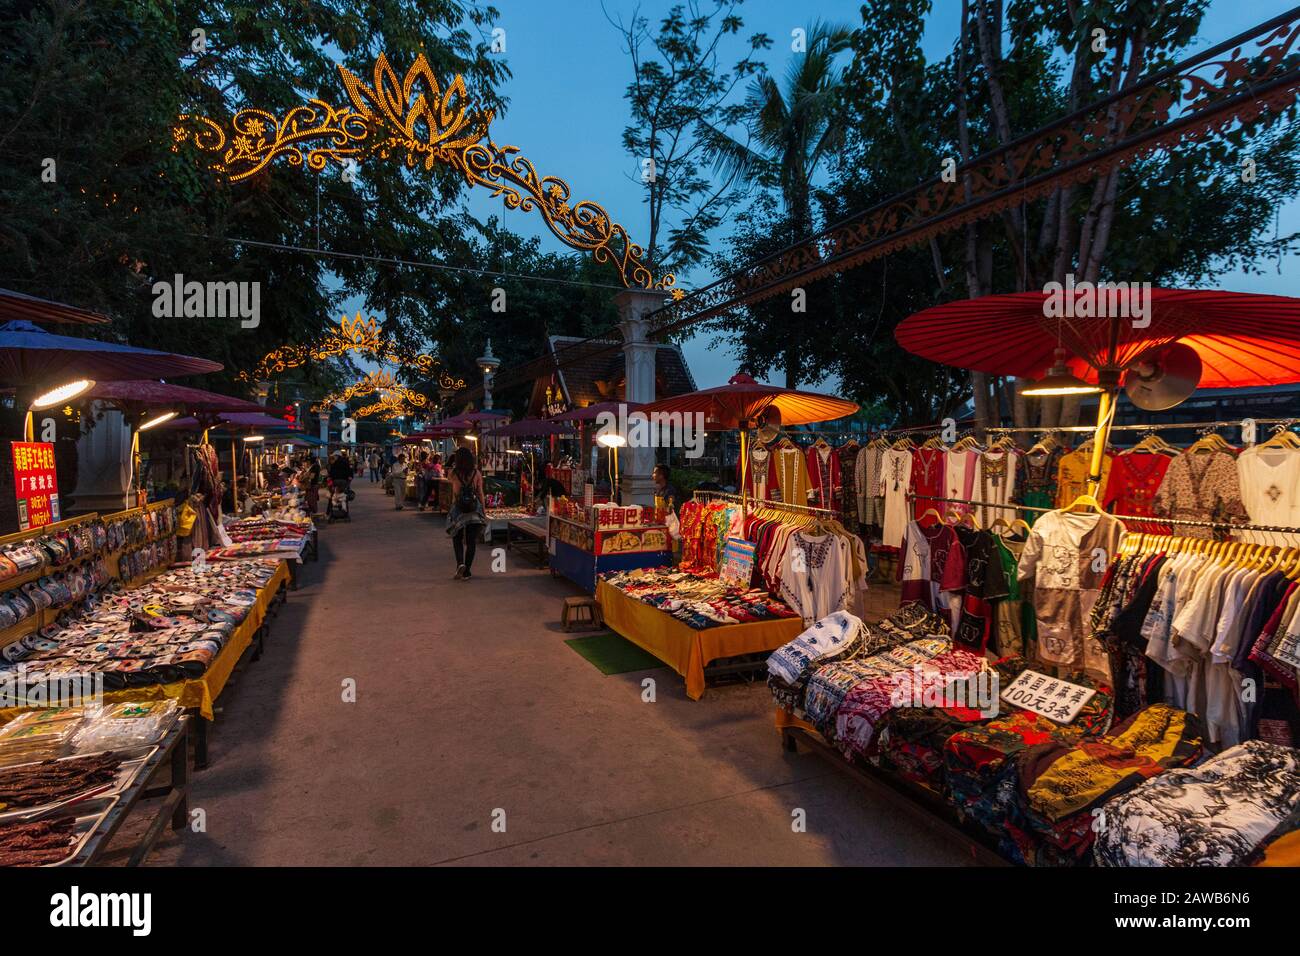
[739,427,748,519]
[1086,387,1118,500]
[231,437,238,514]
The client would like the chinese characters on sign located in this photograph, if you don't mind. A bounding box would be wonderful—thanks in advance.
[11,442,60,531]
[1000,669,1096,725]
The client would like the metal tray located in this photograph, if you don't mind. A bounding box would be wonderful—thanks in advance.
[0,745,157,823]
[45,795,120,867]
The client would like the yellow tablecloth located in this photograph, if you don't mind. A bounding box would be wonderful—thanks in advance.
[0,560,290,723]
[595,581,803,700]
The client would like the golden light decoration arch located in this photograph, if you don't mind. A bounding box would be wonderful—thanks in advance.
[311,370,430,413]
[241,312,454,384]
[173,53,677,292]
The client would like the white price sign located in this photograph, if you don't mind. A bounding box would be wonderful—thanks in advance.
[1000,669,1095,725]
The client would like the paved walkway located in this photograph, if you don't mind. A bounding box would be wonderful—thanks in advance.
[142,481,970,865]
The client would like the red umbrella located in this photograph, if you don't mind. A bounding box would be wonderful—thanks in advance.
[86,380,263,414]
[637,373,858,427]
[895,288,1300,388]
[441,410,511,428]
[553,400,644,423]
[0,320,221,385]
[895,287,1300,501]
[638,373,859,513]
[488,418,575,437]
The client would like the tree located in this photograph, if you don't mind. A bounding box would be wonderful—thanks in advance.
[607,0,770,277]
[702,20,852,387]
[0,0,510,403]
[828,0,1300,429]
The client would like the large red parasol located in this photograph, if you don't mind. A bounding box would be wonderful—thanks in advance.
[637,373,858,428]
[553,400,644,423]
[895,287,1300,500]
[487,418,575,437]
[86,380,263,414]
[638,373,859,513]
[894,288,1300,388]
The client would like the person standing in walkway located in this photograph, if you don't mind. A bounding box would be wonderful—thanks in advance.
[415,451,430,512]
[368,450,381,483]
[446,446,487,580]
[390,454,408,510]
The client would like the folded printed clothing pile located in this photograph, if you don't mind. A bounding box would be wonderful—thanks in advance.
[959,703,1201,866]
[1094,738,1300,867]
[205,539,305,560]
[0,559,280,691]
[601,567,797,629]
[222,517,312,543]
[769,602,953,716]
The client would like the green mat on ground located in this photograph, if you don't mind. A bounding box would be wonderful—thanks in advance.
[564,632,666,675]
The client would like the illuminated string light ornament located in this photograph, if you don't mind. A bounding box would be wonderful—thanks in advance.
[241,312,456,384]
[175,54,678,293]
[311,370,430,413]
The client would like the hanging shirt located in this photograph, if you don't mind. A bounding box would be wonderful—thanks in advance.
[778,532,852,626]
[1154,449,1247,536]
[878,448,914,549]
[856,444,886,529]
[740,443,776,501]
[772,445,811,506]
[1055,448,1112,508]
[945,448,981,515]
[1017,446,1066,526]
[975,448,1018,529]
[837,443,860,525]
[1018,509,1126,682]
[805,443,840,511]
[1237,445,1300,545]
[1103,452,1171,517]
[910,447,946,520]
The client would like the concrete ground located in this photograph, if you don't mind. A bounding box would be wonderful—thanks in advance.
[117,481,971,866]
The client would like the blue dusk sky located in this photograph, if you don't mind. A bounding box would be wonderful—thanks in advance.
[346,0,1299,393]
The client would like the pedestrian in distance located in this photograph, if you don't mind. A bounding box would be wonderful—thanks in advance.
[446,446,487,580]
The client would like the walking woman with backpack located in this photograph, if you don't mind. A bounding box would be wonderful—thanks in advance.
[446,446,487,580]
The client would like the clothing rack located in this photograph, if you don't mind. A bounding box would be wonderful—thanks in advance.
[984,417,1298,436]
[908,493,1300,539]
[693,489,834,518]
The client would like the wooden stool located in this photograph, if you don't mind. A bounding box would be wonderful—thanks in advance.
[562,596,603,632]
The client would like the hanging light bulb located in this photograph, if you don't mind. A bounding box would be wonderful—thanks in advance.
[1021,348,1102,397]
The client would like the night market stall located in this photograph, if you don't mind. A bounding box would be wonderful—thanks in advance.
[764,287,1300,865]
[591,375,864,699]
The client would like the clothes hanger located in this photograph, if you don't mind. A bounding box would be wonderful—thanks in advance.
[1258,424,1300,451]
[1064,493,1102,513]
[919,507,945,525]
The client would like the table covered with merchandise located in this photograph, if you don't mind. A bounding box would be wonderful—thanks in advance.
[0,701,189,866]
[596,568,803,700]
[767,600,1300,866]
[0,558,289,723]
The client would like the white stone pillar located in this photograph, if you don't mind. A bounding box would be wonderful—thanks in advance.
[70,402,133,512]
[477,339,501,411]
[616,290,668,505]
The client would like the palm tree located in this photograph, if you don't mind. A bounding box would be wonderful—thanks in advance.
[704,21,852,386]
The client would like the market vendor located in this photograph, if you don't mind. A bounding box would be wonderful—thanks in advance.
[653,464,681,517]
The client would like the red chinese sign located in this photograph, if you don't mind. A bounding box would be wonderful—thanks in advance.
[11,442,60,531]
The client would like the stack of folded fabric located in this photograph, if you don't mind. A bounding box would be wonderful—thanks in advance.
[1094,738,1300,866]
[601,567,798,629]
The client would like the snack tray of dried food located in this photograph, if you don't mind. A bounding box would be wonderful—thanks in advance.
[0,745,156,823]
[44,795,120,867]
